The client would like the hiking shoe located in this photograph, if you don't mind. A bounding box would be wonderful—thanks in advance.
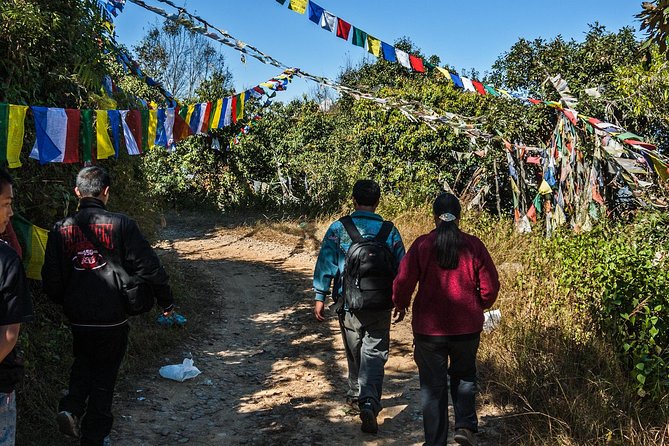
[454,428,477,446]
[359,401,378,434]
[56,410,80,438]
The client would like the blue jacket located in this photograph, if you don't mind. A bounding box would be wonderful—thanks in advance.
[313,210,405,302]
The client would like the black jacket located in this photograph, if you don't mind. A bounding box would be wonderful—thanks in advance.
[42,198,173,326]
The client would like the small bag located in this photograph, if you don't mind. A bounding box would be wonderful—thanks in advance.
[75,215,155,316]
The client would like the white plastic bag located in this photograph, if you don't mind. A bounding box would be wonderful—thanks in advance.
[483,309,501,333]
[159,358,202,382]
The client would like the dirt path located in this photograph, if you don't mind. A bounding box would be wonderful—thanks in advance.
[110,215,503,445]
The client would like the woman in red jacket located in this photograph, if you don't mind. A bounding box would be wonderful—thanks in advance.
[392,192,499,446]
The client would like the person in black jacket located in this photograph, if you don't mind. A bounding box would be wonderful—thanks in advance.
[0,170,33,445]
[42,166,174,446]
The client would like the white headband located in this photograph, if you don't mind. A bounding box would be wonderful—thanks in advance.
[439,213,456,222]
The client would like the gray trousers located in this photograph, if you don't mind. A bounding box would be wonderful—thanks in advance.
[338,309,391,414]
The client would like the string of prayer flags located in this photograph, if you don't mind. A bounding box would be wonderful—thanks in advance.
[30,107,80,165]
[0,104,28,168]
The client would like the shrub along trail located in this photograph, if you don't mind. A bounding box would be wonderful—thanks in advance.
[110,213,504,445]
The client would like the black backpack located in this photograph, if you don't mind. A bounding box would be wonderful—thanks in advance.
[340,216,396,311]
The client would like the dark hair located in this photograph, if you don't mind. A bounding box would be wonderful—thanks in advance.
[352,180,380,206]
[76,166,110,197]
[0,170,14,196]
[433,192,462,269]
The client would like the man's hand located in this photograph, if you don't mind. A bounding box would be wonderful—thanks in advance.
[314,300,326,322]
[392,307,406,324]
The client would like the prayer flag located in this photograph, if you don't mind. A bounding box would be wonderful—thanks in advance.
[436,67,450,79]
[0,104,28,168]
[200,103,212,133]
[210,100,223,130]
[352,27,367,48]
[96,110,115,160]
[276,0,287,4]
[235,93,245,123]
[147,110,158,151]
[367,35,381,57]
[172,106,192,143]
[484,85,499,96]
[81,110,94,163]
[381,42,396,62]
[30,107,80,164]
[450,73,464,89]
[222,97,232,127]
[472,80,486,95]
[188,104,201,135]
[140,110,149,152]
[307,1,324,24]
[320,10,336,32]
[155,108,167,147]
[120,110,142,155]
[11,214,48,281]
[288,0,308,14]
[409,55,425,72]
[395,49,411,69]
[107,110,122,156]
[336,18,351,40]
[163,108,175,148]
[461,77,476,92]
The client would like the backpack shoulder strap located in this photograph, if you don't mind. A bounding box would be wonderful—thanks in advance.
[374,221,394,244]
[339,215,363,243]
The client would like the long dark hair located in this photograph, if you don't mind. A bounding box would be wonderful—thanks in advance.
[433,192,462,269]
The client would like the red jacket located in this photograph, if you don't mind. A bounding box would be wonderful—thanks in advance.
[392,230,499,336]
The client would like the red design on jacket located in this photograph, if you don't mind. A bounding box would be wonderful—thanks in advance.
[392,230,500,336]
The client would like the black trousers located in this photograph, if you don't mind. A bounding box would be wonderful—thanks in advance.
[59,324,129,446]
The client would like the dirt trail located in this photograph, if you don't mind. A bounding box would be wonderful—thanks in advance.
[110,214,503,445]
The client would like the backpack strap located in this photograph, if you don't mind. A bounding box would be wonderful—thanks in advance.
[374,221,394,244]
[339,215,363,243]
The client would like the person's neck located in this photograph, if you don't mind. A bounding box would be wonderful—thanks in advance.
[354,205,377,213]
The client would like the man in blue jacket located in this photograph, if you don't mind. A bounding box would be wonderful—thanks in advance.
[313,179,405,434]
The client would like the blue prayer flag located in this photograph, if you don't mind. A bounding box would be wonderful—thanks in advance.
[307,1,324,24]
[381,42,396,62]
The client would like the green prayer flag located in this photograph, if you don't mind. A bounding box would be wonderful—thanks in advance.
[141,110,149,152]
[352,27,367,48]
[81,109,93,163]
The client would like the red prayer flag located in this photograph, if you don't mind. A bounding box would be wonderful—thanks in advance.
[336,18,351,40]
[64,109,80,164]
[201,102,212,131]
[526,204,537,223]
[528,98,541,105]
[231,96,238,124]
[126,110,144,152]
[472,80,486,95]
[409,55,425,73]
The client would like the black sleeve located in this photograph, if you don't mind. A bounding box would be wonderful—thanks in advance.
[41,228,67,305]
[122,218,174,309]
[0,253,34,325]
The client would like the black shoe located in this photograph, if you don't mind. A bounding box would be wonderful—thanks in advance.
[359,402,378,434]
[454,428,477,446]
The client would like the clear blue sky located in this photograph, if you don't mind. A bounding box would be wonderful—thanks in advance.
[114,0,644,102]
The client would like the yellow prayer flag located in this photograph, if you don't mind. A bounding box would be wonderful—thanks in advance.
[147,110,158,149]
[95,110,115,160]
[367,35,382,57]
[7,105,28,168]
[185,104,195,127]
[436,67,451,79]
[25,225,48,280]
[210,100,223,130]
[288,0,308,14]
[538,179,553,195]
